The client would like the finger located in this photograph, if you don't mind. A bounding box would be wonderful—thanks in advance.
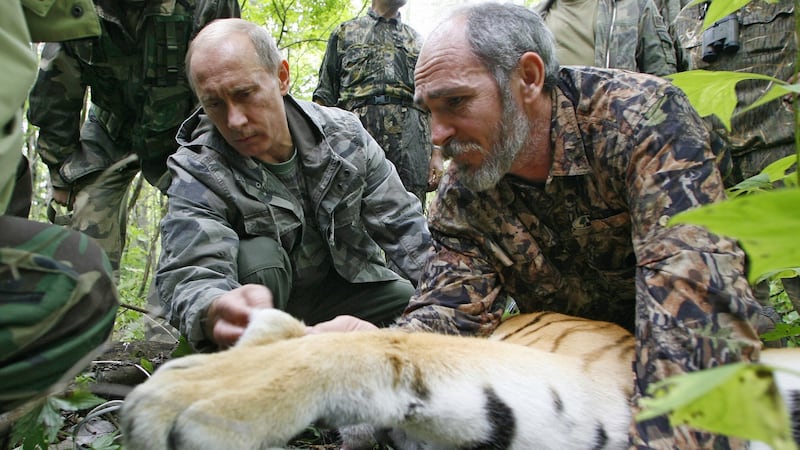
[240,284,274,309]
[212,321,247,348]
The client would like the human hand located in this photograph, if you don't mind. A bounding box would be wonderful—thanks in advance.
[306,315,378,334]
[51,187,74,208]
[205,284,274,348]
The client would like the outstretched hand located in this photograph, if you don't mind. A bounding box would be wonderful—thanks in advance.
[206,284,274,349]
[306,315,378,334]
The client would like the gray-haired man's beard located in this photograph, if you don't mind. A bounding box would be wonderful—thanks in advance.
[443,100,531,192]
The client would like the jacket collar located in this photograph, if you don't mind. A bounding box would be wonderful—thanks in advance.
[548,80,592,178]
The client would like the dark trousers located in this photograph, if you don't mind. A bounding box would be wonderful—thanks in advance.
[237,236,412,327]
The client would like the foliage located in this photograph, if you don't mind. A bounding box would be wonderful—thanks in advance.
[667,70,800,131]
[669,188,800,285]
[242,0,369,99]
[10,389,106,449]
[637,362,798,450]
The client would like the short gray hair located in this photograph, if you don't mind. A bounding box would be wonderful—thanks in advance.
[457,3,559,92]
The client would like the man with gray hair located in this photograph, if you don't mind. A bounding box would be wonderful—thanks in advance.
[390,3,767,448]
[156,18,432,352]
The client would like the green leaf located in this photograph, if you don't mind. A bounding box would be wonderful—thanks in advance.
[637,363,797,450]
[49,389,105,412]
[89,432,121,450]
[139,358,154,374]
[40,397,65,441]
[10,402,48,449]
[761,322,800,342]
[667,70,786,131]
[668,188,800,283]
[171,335,196,358]
[727,156,798,198]
[702,0,757,29]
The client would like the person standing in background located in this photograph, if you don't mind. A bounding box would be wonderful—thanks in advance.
[536,0,678,76]
[314,0,442,211]
[27,0,241,276]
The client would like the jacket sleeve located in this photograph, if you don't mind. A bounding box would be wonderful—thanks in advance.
[357,126,432,285]
[636,0,678,76]
[313,29,342,106]
[624,84,764,447]
[156,151,242,352]
[26,42,87,189]
[394,178,509,336]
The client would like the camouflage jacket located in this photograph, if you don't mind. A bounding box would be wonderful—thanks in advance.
[536,0,677,76]
[675,1,795,159]
[27,0,240,189]
[157,96,432,350]
[2,0,100,214]
[396,67,764,448]
[313,8,421,107]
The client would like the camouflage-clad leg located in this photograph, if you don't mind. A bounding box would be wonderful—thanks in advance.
[0,215,119,414]
[67,154,140,274]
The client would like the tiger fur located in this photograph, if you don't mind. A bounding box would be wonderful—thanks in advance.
[120,309,800,450]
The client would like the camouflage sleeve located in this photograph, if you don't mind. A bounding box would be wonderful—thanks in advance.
[27,42,87,188]
[357,124,433,284]
[625,85,763,447]
[394,179,508,336]
[636,0,678,76]
[156,151,242,352]
[312,29,342,106]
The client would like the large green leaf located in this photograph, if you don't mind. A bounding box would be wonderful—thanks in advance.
[728,156,799,198]
[637,363,797,450]
[684,0,780,29]
[668,188,800,284]
[667,70,790,131]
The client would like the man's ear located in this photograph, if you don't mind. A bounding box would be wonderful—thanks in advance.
[279,60,291,95]
[517,52,545,100]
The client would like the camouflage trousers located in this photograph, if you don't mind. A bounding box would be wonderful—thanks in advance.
[235,236,411,327]
[0,215,118,414]
[50,154,141,275]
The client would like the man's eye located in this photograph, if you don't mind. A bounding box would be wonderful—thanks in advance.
[446,97,464,108]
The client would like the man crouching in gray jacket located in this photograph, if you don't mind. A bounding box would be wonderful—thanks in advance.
[156,18,433,352]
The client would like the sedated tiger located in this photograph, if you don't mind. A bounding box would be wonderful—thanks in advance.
[120,308,800,450]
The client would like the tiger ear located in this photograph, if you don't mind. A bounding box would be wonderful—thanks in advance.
[236,309,306,347]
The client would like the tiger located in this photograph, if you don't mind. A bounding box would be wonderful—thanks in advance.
[120,308,800,450]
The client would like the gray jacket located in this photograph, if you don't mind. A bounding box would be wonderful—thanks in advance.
[157,95,432,348]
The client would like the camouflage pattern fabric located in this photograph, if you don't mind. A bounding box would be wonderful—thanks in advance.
[27,0,240,270]
[0,215,118,414]
[536,0,678,76]
[1,0,117,416]
[396,67,765,449]
[157,96,432,351]
[313,8,431,205]
[675,0,796,185]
